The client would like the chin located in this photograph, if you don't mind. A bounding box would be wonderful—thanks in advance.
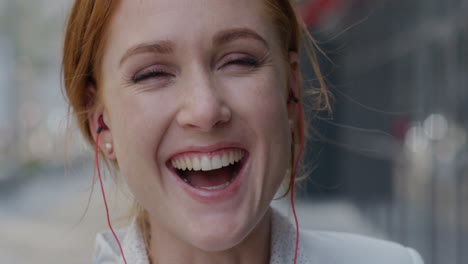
[183,203,269,253]
[187,219,251,252]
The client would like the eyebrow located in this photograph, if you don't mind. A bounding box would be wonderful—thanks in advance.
[119,28,269,67]
[119,40,174,66]
[213,28,269,48]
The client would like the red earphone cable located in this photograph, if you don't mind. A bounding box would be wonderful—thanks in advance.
[95,130,128,264]
[290,104,304,264]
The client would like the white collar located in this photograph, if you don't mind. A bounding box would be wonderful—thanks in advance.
[93,208,311,264]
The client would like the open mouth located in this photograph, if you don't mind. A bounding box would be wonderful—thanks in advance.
[169,149,246,191]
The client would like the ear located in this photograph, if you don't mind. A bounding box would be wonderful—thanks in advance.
[287,51,300,121]
[87,89,116,160]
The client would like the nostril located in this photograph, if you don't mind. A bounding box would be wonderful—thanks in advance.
[219,105,232,123]
[176,99,232,131]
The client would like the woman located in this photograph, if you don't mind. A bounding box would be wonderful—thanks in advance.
[62,0,424,263]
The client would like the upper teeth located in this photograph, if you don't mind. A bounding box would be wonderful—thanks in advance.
[171,149,245,171]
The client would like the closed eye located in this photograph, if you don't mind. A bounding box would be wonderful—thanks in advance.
[219,53,262,72]
[226,57,259,67]
[131,63,176,84]
[132,70,173,83]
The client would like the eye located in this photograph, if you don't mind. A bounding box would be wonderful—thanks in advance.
[132,65,174,84]
[220,53,261,70]
[226,57,259,67]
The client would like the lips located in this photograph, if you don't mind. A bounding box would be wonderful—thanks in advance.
[170,149,245,171]
[168,148,246,190]
[166,146,248,202]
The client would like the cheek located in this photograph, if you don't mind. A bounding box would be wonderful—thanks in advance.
[226,71,291,177]
[108,94,149,147]
[229,71,290,141]
[105,91,177,210]
[105,91,169,178]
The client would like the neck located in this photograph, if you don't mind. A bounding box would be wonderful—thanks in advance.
[148,209,272,264]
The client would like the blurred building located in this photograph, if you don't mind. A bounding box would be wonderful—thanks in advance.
[0,0,82,184]
[302,1,468,264]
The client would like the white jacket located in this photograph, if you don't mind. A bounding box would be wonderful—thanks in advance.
[93,208,424,264]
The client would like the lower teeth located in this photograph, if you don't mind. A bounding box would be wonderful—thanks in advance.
[179,164,239,190]
[197,181,231,190]
[182,177,232,190]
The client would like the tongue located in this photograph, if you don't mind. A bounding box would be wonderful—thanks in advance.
[186,166,233,188]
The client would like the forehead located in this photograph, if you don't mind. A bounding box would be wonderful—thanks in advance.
[105,0,276,53]
[113,0,267,26]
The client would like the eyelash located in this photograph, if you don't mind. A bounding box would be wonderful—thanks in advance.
[226,57,260,68]
[132,56,261,84]
[132,70,172,84]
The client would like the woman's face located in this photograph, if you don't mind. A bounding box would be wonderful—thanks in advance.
[95,0,296,251]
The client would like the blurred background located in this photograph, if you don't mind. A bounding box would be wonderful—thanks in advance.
[0,0,467,263]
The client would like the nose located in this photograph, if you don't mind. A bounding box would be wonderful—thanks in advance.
[176,69,231,131]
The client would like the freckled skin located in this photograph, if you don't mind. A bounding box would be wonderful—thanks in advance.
[90,0,298,263]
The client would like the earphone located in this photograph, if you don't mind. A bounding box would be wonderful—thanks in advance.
[288,89,300,104]
[95,116,128,264]
[97,115,109,132]
[94,92,303,264]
